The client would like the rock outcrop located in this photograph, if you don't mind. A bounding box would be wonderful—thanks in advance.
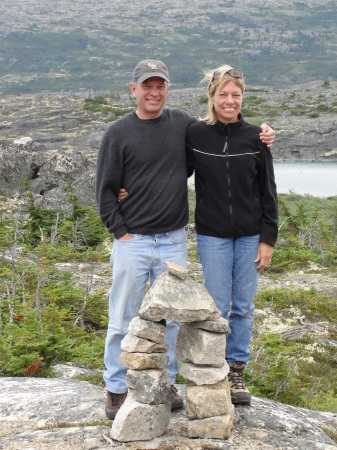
[1,374,337,449]
[0,139,96,210]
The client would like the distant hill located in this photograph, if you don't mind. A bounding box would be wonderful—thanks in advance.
[0,0,336,94]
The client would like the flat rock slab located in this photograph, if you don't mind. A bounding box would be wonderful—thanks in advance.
[0,377,106,424]
[1,378,337,449]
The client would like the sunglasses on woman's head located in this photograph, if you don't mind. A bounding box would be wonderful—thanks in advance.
[211,69,243,82]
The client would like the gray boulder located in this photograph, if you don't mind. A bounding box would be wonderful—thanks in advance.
[30,152,94,195]
[0,145,32,195]
[0,139,96,210]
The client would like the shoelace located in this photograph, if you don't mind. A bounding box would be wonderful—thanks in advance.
[229,370,246,389]
[108,392,120,405]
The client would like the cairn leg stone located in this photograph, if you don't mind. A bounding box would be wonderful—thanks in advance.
[186,378,232,419]
[175,312,233,440]
[175,323,227,367]
[187,409,234,439]
[126,368,172,404]
[111,395,171,442]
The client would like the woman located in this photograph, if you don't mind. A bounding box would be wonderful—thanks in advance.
[186,65,278,405]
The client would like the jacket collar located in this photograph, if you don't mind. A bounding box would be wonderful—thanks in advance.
[215,113,244,134]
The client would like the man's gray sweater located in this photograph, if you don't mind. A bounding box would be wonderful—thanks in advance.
[96,109,195,239]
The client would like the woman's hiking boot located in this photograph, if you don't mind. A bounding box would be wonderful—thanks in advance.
[228,362,251,405]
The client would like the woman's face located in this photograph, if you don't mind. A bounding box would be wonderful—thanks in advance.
[211,80,243,124]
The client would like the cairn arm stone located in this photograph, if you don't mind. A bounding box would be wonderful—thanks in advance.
[138,272,221,323]
[189,317,231,334]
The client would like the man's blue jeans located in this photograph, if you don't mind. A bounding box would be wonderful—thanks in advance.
[104,228,187,394]
[196,234,260,365]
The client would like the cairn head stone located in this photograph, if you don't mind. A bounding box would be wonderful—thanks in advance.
[138,272,221,323]
[165,261,188,280]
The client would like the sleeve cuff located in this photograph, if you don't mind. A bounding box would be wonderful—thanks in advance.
[113,226,128,239]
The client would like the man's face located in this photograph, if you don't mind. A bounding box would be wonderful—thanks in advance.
[130,77,169,119]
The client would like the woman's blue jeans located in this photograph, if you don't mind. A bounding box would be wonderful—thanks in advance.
[104,228,187,394]
[196,234,260,365]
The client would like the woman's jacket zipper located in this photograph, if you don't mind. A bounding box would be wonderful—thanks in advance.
[223,131,234,232]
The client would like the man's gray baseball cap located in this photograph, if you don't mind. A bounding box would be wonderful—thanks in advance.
[132,60,170,83]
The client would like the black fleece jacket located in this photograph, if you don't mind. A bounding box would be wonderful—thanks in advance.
[186,117,278,246]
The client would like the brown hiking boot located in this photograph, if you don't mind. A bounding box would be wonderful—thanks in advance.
[105,391,127,420]
[228,362,251,405]
[171,384,183,410]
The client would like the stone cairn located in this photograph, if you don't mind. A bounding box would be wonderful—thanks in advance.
[110,262,234,442]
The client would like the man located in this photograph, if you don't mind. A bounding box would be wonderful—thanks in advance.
[96,59,275,419]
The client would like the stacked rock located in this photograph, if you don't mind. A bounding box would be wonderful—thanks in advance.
[110,316,172,442]
[110,262,234,442]
[176,318,234,439]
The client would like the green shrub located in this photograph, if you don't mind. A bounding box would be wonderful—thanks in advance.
[316,103,329,112]
[199,96,208,104]
[248,287,337,409]
[84,96,108,111]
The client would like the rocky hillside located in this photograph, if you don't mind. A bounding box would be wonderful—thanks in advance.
[0,0,336,93]
[0,81,336,209]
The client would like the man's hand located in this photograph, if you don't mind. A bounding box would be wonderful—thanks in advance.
[260,123,275,148]
[118,233,133,241]
[255,242,274,272]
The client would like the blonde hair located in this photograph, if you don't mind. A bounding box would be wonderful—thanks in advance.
[200,64,245,125]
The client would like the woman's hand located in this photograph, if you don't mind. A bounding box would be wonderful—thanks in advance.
[260,123,275,148]
[255,242,274,272]
[118,188,128,201]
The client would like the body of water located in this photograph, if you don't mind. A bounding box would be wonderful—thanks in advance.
[274,162,337,197]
